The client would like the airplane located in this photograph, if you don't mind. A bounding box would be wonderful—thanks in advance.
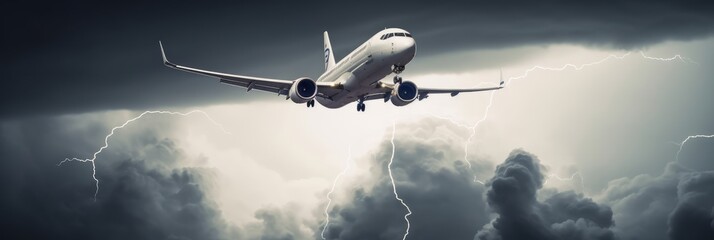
[159,28,504,112]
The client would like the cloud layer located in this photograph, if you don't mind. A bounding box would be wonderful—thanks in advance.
[1,111,713,239]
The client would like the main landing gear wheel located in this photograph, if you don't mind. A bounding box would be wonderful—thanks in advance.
[356,102,366,112]
[393,75,402,84]
[356,97,366,112]
[306,99,315,108]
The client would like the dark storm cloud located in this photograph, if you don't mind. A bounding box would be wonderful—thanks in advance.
[0,114,313,239]
[321,121,617,240]
[668,171,714,240]
[3,0,713,117]
[317,119,712,240]
[475,149,615,240]
[0,115,237,239]
[323,122,491,240]
[476,150,554,240]
[3,110,714,240]
[601,162,714,240]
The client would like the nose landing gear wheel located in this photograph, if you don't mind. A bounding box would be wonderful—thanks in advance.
[393,76,402,84]
[392,65,405,74]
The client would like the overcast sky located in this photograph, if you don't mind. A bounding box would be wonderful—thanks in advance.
[2,1,714,239]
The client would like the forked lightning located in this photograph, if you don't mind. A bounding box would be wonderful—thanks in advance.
[58,110,229,200]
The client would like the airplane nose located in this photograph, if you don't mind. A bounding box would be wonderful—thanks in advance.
[397,38,416,56]
[393,37,416,65]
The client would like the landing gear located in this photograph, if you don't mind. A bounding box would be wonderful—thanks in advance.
[306,99,315,108]
[392,65,405,74]
[393,75,402,84]
[356,97,366,112]
[357,103,365,112]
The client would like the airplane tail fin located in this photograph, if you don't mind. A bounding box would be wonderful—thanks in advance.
[323,31,336,71]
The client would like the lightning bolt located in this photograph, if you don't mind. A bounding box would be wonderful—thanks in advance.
[321,145,352,240]
[58,110,230,201]
[675,134,714,162]
[639,51,698,65]
[388,122,413,240]
[502,52,631,86]
[429,51,696,186]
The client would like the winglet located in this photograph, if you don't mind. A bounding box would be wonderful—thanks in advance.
[159,41,176,67]
[499,68,505,87]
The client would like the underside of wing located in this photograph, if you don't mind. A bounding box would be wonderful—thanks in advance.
[417,84,504,97]
[363,78,505,104]
[415,69,505,98]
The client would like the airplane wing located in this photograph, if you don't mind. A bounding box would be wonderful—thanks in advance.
[159,41,340,99]
[363,79,504,102]
[417,69,505,98]
[416,82,504,97]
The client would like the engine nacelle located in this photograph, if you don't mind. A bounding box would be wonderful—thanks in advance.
[390,81,418,106]
[288,77,317,103]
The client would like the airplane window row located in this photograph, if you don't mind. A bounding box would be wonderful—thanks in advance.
[380,32,412,40]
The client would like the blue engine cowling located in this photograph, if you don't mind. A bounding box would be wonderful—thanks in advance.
[288,77,317,103]
[390,81,418,106]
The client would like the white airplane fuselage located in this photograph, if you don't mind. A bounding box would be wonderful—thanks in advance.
[315,28,416,108]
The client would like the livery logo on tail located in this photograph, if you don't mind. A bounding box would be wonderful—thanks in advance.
[324,48,331,69]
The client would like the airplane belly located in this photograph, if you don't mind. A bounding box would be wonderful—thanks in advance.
[316,96,349,109]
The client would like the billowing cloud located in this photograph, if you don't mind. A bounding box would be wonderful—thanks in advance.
[1,109,713,240]
[0,112,317,240]
[476,150,615,240]
[322,121,490,240]
[240,205,316,240]
[601,162,714,240]
[668,170,714,239]
[0,115,237,239]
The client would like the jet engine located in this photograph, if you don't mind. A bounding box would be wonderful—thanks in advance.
[288,78,317,103]
[390,81,418,106]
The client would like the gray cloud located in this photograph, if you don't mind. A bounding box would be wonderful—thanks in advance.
[476,149,615,240]
[322,122,490,240]
[0,117,237,239]
[3,1,713,118]
[476,149,555,240]
[240,205,316,240]
[597,156,714,240]
[668,170,714,239]
[601,161,714,240]
[0,114,316,240]
[1,108,713,240]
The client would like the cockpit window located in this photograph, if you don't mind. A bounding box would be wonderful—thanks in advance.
[380,32,412,40]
